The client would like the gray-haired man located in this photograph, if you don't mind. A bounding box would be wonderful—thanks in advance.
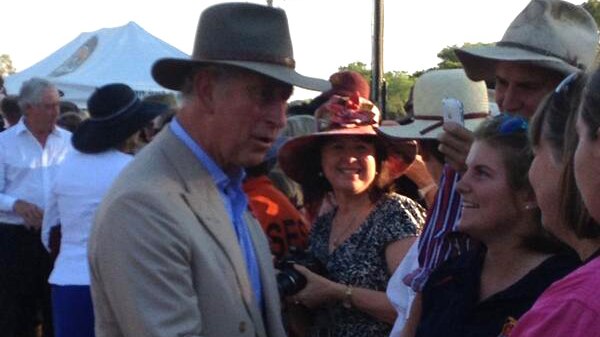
[0,77,71,337]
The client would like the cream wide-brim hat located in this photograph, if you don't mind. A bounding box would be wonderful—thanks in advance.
[377,69,489,140]
[455,0,599,83]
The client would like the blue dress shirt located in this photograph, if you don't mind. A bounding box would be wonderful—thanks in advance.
[170,119,264,310]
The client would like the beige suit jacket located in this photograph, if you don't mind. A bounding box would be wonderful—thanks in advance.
[88,128,286,337]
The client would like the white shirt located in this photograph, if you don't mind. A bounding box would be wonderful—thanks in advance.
[0,120,72,224]
[387,240,419,337]
[42,149,133,285]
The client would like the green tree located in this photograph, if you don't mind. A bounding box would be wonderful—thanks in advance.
[412,42,491,78]
[436,45,463,70]
[582,0,600,27]
[382,70,414,119]
[340,62,371,79]
[436,42,492,70]
[0,54,16,77]
[338,62,415,120]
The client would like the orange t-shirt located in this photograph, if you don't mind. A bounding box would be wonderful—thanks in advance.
[243,175,309,260]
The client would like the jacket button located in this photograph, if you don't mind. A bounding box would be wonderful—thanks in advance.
[239,321,247,333]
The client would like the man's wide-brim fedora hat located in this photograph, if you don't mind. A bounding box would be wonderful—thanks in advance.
[455,0,599,83]
[377,69,490,140]
[72,83,168,153]
[152,2,330,92]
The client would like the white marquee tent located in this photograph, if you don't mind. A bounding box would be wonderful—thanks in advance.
[4,21,188,107]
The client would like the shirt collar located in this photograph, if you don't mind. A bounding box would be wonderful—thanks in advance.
[169,118,245,191]
[13,118,28,135]
[16,118,61,137]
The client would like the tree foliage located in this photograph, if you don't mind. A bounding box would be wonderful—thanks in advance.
[337,43,498,119]
[582,0,600,27]
[410,42,493,78]
[436,42,493,70]
[338,0,600,117]
[383,70,414,119]
[436,45,463,70]
[338,62,415,120]
[340,62,371,80]
[0,54,16,78]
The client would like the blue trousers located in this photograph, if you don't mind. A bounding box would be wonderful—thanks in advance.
[51,285,95,337]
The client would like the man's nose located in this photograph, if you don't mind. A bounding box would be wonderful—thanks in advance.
[499,85,522,114]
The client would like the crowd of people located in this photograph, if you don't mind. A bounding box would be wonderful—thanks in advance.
[1,1,600,337]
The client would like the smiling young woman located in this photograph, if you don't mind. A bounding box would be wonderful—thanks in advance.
[412,115,578,337]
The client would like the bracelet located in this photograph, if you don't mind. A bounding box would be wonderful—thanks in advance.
[342,285,353,309]
[418,183,437,198]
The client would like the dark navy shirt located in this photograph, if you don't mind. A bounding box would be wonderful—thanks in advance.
[415,248,579,337]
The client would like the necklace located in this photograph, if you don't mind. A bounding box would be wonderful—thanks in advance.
[329,204,373,251]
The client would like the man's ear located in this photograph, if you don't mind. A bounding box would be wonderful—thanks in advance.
[194,69,218,113]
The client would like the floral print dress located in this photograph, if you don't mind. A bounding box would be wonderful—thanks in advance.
[306,193,426,337]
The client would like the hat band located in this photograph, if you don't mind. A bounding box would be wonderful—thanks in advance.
[89,97,140,122]
[418,112,489,135]
[397,112,489,135]
[496,41,583,69]
[199,51,296,68]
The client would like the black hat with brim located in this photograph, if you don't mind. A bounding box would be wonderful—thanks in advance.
[72,84,168,153]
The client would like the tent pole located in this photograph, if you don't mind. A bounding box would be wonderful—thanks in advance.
[371,0,385,119]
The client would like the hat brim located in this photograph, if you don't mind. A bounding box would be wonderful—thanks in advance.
[278,126,377,185]
[381,138,417,165]
[152,58,331,92]
[455,45,579,83]
[72,101,167,153]
[376,117,488,141]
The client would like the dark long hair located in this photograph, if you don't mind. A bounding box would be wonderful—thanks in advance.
[530,72,600,239]
[580,69,600,141]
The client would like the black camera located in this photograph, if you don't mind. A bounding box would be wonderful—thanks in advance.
[276,248,326,297]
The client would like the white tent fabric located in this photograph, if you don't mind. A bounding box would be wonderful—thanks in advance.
[5,22,188,107]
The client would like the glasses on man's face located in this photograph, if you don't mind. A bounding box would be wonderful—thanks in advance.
[246,82,293,106]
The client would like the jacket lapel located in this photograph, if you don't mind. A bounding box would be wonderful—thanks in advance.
[246,212,283,337]
[157,129,267,336]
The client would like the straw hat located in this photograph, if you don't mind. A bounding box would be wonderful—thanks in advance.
[376,69,489,140]
[152,2,329,92]
[455,0,599,82]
